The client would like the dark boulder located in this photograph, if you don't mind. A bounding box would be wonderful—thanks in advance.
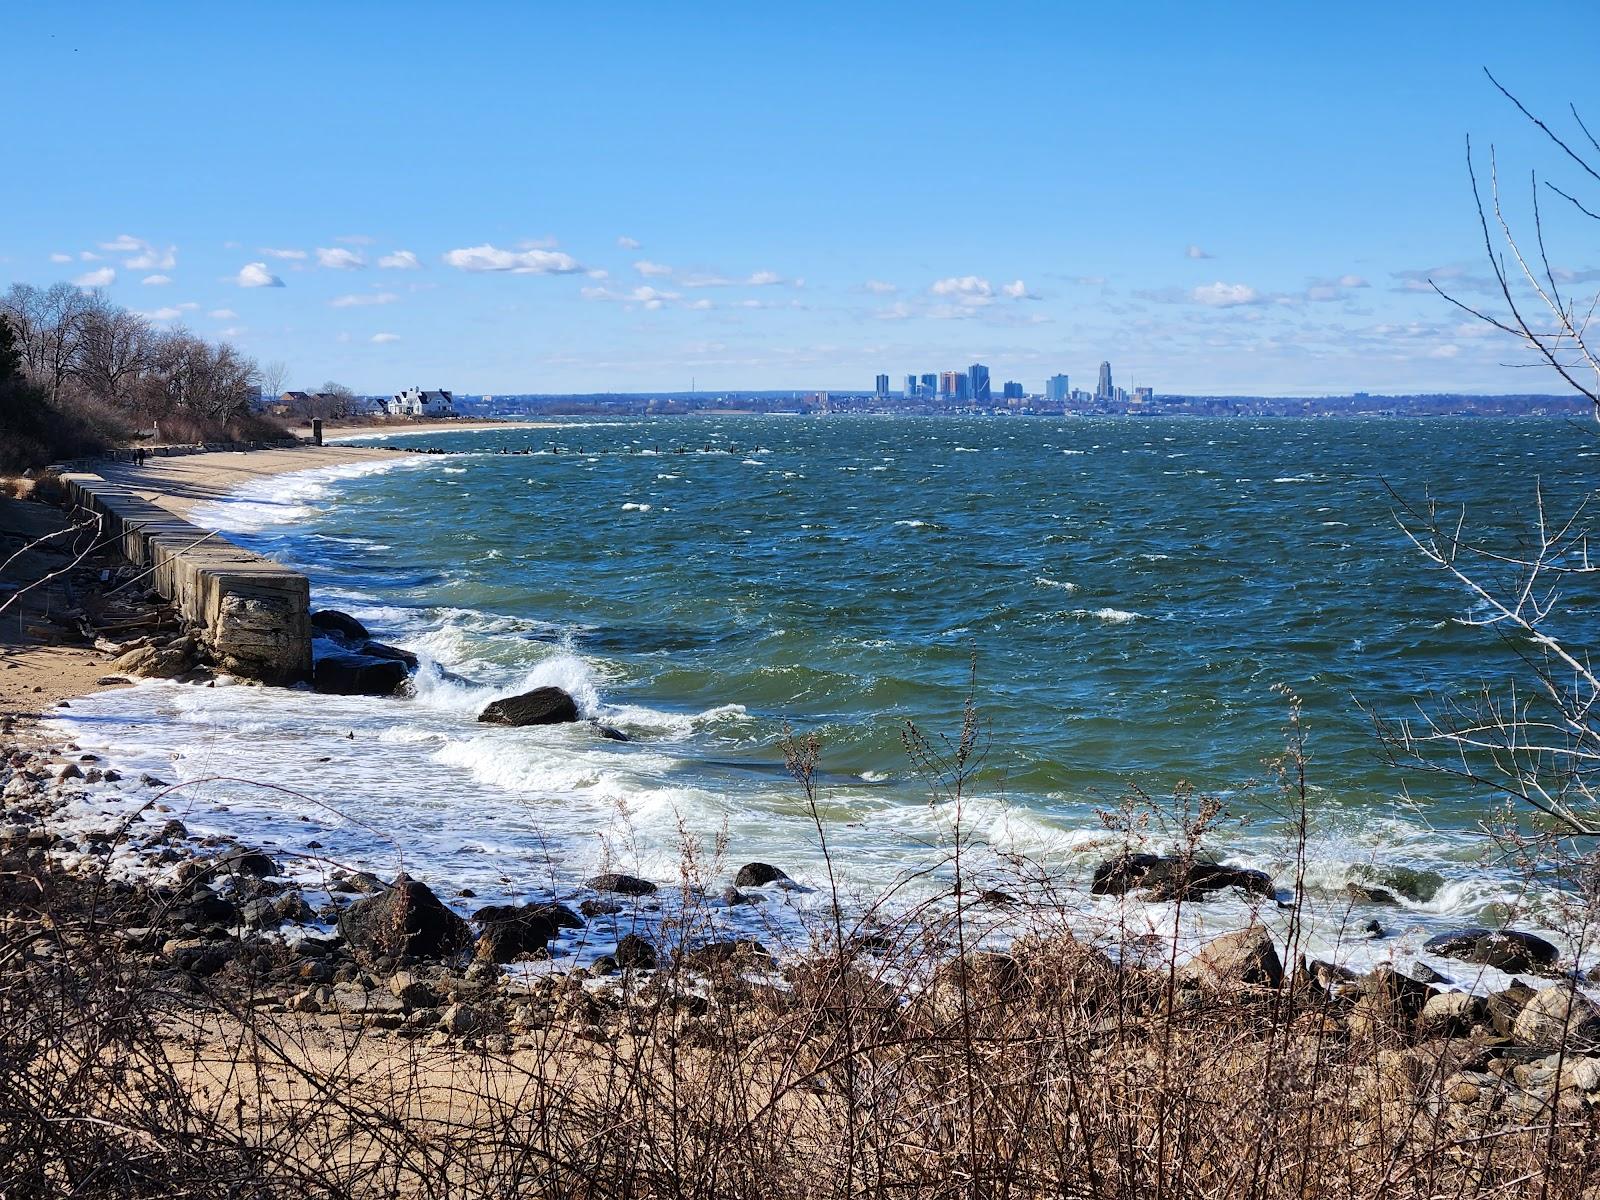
[314,652,409,697]
[470,901,584,964]
[1091,852,1274,901]
[311,610,371,642]
[615,933,658,970]
[479,686,581,726]
[679,939,773,971]
[220,849,278,878]
[1423,928,1560,975]
[1360,964,1435,1020]
[339,875,472,960]
[733,861,791,888]
[1346,865,1446,905]
[586,872,657,897]
[359,641,419,668]
[174,894,239,928]
[579,897,622,918]
[595,724,630,742]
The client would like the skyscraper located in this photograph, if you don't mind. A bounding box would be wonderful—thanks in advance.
[1096,361,1113,400]
[968,362,991,405]
[904,374,919,399]
[875,374,890,399]
[1002,380,1024,400]
[939,370,962,399]
[1046,373,1070,403]
[921,373,938,398]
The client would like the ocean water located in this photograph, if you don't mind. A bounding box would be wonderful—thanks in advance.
[48,415,1600,983]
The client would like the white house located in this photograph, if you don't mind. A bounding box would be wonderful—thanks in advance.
[387,387,457,418]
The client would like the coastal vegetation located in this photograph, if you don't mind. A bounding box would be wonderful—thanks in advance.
[0,283,284,473]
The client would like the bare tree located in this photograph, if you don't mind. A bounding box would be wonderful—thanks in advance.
[258,360,288,407]
[75,299,151,406]
[1433,69,1600,412]
[1381,76,1600,841]
[0,282,93,400]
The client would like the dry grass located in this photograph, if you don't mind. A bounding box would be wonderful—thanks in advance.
[2,699,1597,1198]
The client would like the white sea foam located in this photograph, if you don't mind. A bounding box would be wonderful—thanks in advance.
[1070,607,1143,624]
[621,502,652,512]
[1033,576,1080,593]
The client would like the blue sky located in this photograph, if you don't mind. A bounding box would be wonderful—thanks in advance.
[3,1,1598,395]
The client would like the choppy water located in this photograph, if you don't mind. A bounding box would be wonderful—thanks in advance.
[49,416,1600,983]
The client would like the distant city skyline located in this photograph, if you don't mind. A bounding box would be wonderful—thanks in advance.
[3,3,1598,396]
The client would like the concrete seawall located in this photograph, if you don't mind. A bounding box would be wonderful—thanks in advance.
[61,473,311,686]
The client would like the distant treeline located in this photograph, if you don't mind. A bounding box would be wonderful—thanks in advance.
[0,282,285,472]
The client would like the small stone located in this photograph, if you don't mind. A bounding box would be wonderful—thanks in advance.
[440,1003,482,1036]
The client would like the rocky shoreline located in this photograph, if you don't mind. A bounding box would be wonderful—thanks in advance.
[7,701,1600,1128]
[7,475,1600,1155]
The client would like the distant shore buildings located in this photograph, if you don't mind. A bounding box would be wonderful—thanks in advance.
[386,387,458,418]
[887,359,1148,413]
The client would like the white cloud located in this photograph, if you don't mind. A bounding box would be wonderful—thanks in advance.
[337,234,375,246]
[616,235,641,249]
[586,268,609,279]
[79,251,100,261]
[1305,274,1371,302]
[863,280,897,294]
[688,298,713,310]
[260,247,308,260]
[634,260,673,277]
[371,332,400,344]
[874,302,914,321]
[125,244,176,270]
[679,269,789,289]
[140,274,172,286]
[377,250,421,270]
[931,275,993,298]
[236,262,285,288]
[217,327,243,338]
[1190,281,1262,307]
[209,308,238,319]
[1002,279,1039,300]
[74,267,116,288]
[929,276,996,308]
[143,306,184,321]
[49,252,72,264]
[97,235,175,270]
[330,292,399,308]
[443,243,584,274]
[316,247,366,269]
[1186,245,1214,259]
[1428,343,1461,358]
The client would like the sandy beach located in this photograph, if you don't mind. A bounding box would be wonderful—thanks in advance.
[96,443,403,522]
[2,444,402,722]
[309,418,564,443]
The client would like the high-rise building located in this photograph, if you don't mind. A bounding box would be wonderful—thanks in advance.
[1002,380,1024,401]
[968,363,991,405]
[1046,374,1070,403]
[921,373,938,398]
[904,374,919,399]
[1096,361,1113,400]
[939,370,963,399]
[875,374,890,399]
